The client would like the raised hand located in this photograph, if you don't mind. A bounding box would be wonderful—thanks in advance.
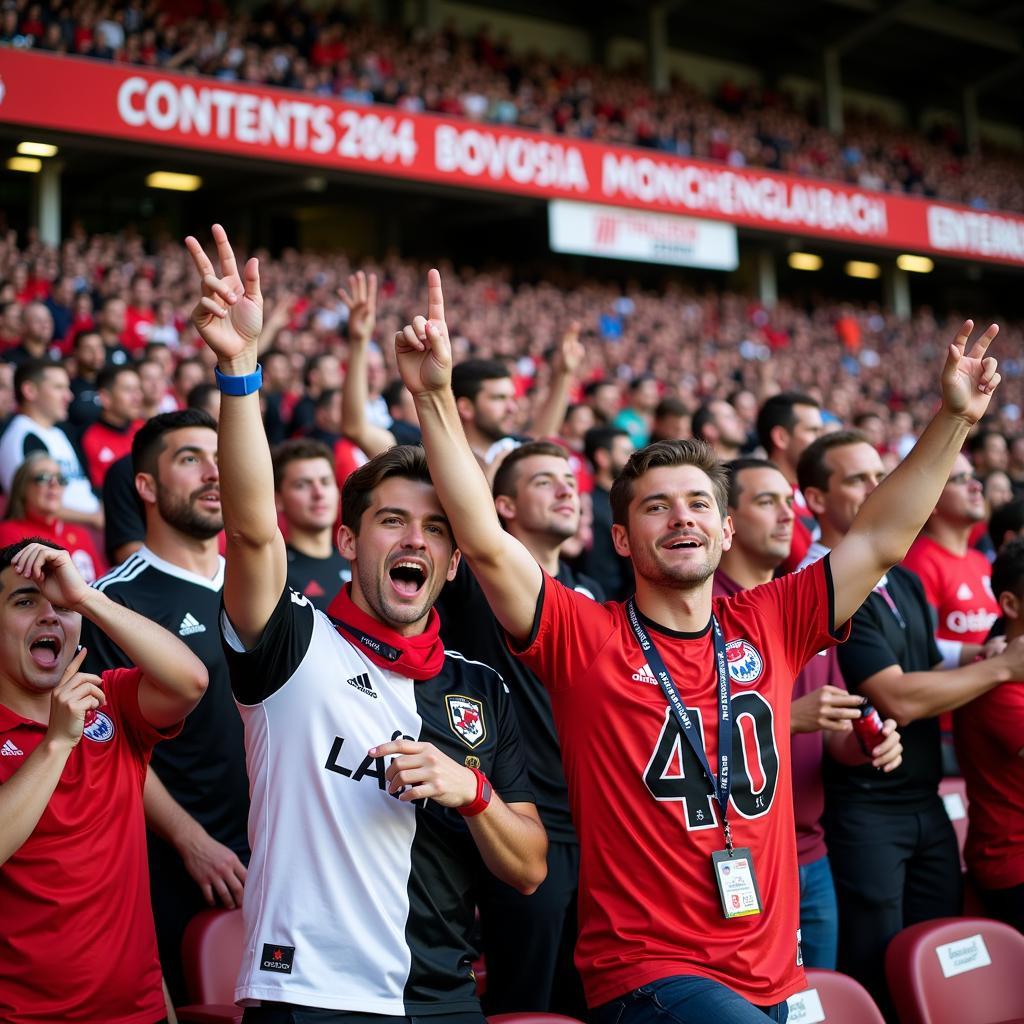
[339,270,378,347]
[395,268,452,396]
[46,647,106,749]
[184,224,262,365]
[12,543,90,610]
[553,320,584,377]
[941,319,1001,424]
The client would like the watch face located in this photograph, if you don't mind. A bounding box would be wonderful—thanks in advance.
[482,779,493,804]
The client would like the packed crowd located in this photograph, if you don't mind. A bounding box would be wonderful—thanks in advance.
[4,0,1024,213]
[4,227,1024,460]
[0,220,1023,1024]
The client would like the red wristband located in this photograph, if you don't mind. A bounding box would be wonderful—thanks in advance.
[458,767,493,817]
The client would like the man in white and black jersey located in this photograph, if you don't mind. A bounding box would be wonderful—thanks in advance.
[186,225,547,1023]
[82,408,250,1004]
[273,438,351,612]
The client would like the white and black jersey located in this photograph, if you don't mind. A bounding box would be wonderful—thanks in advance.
[82,547,249,855]
[220,587,533,1014]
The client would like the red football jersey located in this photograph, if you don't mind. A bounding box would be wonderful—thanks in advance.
[955,680,1024,890]
[0,668,179,1024]
[514,557,848,1007]
[902,536,998,645]
[81,418,143,489]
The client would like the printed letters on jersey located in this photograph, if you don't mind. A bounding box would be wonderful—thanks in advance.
[446,694,487,748]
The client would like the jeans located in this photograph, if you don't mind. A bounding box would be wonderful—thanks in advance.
[798,855,838,970]
[591,976,789,1024]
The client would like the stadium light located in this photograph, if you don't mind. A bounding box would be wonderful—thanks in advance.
[788,252,822,271]
[897,254,934,273]
[146,171,202,192]
[6,157,42,173]
[16,142,58,158]
[845,260,881,280]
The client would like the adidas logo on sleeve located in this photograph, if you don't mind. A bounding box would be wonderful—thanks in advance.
[178,613,207,637]
[1,739,24,756]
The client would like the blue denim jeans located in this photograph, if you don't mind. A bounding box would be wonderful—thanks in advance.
[591,976,789,1024]
[798,854,839,970]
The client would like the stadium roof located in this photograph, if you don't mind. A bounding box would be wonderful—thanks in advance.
[483,0,1024,131]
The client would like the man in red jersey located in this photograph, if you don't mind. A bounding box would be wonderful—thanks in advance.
[956,537,1024,932]
[903,452,1000,772]
[0,539,207,1024]
[713,456,902,971]
[397,268,1001,1023]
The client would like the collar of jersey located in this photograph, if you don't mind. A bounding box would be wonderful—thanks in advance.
[635,604,712,641]
[137,545,225,591]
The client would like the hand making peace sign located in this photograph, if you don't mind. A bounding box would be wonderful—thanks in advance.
[941,319,1001,424]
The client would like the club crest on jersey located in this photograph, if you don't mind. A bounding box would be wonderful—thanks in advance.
[82,709,115,743]
[446,695,487,749]
[725,639,763,685]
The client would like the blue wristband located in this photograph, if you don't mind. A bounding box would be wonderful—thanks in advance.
[214,363,263,396]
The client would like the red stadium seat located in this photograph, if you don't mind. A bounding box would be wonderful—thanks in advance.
[885,917,1024,1024]
[489,1015,585,1024]
[786,969,884,1023]
[176,908,245,1024]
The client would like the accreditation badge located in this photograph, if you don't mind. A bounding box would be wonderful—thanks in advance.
[711,847,763,919]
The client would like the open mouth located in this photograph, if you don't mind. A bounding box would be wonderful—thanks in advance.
[29,634,62,669]
[666,537,703,551]
[389,560,427,597]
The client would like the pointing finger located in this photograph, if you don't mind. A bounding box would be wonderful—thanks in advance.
[59,647,88,687]
[426,268,445,324]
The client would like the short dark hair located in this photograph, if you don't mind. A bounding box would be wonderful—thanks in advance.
[451,359,511,404]
[314,388,339,413]
[73,329,102,350]
[690,401,723,444]
[340,445,442,540]
[723,456,783,509]
[172,357,204,383]
[797,430,870,494]
[14,358,64,405]
[272,438,335,491]
[582,378,616,400]
[584,425,630,466]
[492,440,570,502]
[186,382,219,412]
[629,373,656,393]
[991,536,1024,601]
[381,379,407,412]
[655,397,690,420]
[0,537,63,575]
[757,392,820,453]
[609,439,728,527]
[131,408,217,476]
[96,363,139,392]
[303,352,337,388]
[969,428,1006,456]
[989,497,1024,552]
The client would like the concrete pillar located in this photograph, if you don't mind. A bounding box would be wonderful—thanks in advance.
[35,160,61,247]
[821,47,843,135]
[884,264,911,319]
[962,86,981,154]
[647,3,669,93]
[757,248,777,309]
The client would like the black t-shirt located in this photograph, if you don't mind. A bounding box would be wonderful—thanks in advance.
[437,559,604,842]
[82,548,249,857]
[101,454,146,564]
[827,565,943,809]
[285,543,351,611]
[579,484,634,603]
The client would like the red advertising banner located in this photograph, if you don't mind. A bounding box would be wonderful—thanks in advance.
[2,49,1024,267]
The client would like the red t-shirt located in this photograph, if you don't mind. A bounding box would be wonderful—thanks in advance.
[514,558,848,1007]
[955,681,1024,890]
[0,668,180,1024]
[902,536,998,645]
[82,418,143,489]
[124,307,156,351]
[0,516,105,583]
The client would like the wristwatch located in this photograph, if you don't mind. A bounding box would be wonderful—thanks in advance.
[458,767,493,817]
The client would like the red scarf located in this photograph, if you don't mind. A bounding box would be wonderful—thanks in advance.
[327,584,445,681]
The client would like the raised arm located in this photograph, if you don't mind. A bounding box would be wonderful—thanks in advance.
[339,270,396,459]
[397,271,542,643]
[830,320,1000,629]
[185,225,286,648]
[527,321,583,441]
[12,543,207,728]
